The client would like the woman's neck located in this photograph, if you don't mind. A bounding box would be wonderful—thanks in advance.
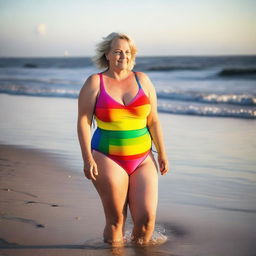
[104,68,132,81]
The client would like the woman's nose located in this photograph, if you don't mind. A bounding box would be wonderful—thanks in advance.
[120,52,126,58]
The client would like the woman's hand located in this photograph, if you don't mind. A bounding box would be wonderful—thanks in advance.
[157,153,169,175]
[83,157,98,181]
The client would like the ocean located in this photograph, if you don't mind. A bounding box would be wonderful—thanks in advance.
[0,56,256,255]
[0,55,255,119]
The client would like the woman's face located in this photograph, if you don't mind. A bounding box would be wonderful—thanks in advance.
[106,38,132,71]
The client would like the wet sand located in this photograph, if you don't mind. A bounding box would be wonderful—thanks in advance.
[0,144,186,256]
[1,144,255,256]
[0,144,107,256]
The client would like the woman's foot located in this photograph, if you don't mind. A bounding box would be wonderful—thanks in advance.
[104,238,125,247]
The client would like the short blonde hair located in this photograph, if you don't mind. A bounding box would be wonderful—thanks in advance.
[92,32,138,70]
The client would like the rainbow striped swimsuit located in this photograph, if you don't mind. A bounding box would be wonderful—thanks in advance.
[91,71,152,175]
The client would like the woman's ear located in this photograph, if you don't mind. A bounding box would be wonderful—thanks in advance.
[105,51,111,61]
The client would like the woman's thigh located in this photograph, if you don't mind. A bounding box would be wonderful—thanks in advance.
[128,152,158,222]
[91,150,129,219]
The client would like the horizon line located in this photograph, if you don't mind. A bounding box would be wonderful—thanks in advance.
[0,53,256,58]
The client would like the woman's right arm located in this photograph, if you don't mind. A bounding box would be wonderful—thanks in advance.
[77,74,99,180]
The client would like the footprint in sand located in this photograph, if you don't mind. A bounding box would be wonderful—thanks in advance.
[25,200,59,207]
[1,216,45,228]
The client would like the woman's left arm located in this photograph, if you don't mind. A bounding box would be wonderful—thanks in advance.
[138,72,169,175]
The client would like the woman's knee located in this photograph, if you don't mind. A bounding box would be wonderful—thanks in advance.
[106,212,125,228]
[133,212,156,230]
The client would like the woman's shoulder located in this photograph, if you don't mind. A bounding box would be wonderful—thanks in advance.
[82,73,100,88]
[79,73,100,96]
[134,71,149,80]
[86,73,100,84]
[134,71,154,90]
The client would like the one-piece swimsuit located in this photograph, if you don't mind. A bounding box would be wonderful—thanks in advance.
[91,71,152,175]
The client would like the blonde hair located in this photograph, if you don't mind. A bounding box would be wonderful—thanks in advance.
[91,32,138,70]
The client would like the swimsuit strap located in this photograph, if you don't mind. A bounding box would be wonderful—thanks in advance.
[133,71,142,89]
[98,72,105,91]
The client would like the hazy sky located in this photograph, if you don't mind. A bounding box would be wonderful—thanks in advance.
[0,0,255,57]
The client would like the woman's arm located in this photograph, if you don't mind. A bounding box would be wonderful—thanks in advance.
[77,74,99,180]
[137,72,169,175]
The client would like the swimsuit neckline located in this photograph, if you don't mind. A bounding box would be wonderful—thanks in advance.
[99,71,146,107]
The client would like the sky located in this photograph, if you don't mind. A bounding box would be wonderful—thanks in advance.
[0,0,256,57]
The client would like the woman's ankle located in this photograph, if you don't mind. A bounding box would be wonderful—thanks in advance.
[103,224,124,245]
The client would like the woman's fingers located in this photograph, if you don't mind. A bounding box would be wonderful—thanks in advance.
[157,155,169,176]
[93,164,98,176]
[84,160,98,180]
[159,159,169,175]
[161,167,168,175]
[89,164,99,181]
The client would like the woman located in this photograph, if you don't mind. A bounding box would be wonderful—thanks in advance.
[77,32,169,246]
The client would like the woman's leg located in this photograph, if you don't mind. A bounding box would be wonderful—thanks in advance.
[91,150,129,244]
[128,152,158,244]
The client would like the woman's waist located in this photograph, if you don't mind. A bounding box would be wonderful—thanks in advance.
[91,127,152,155]
[93,126,150,139]
[94,116,147,131]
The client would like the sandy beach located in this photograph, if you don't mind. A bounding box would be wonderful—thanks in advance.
[0,144,194,256]
[1,143,255,256]
[1,141,255,256]
[0,144,108,256]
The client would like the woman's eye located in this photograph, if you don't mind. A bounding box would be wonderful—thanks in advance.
[114,51,131,54]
